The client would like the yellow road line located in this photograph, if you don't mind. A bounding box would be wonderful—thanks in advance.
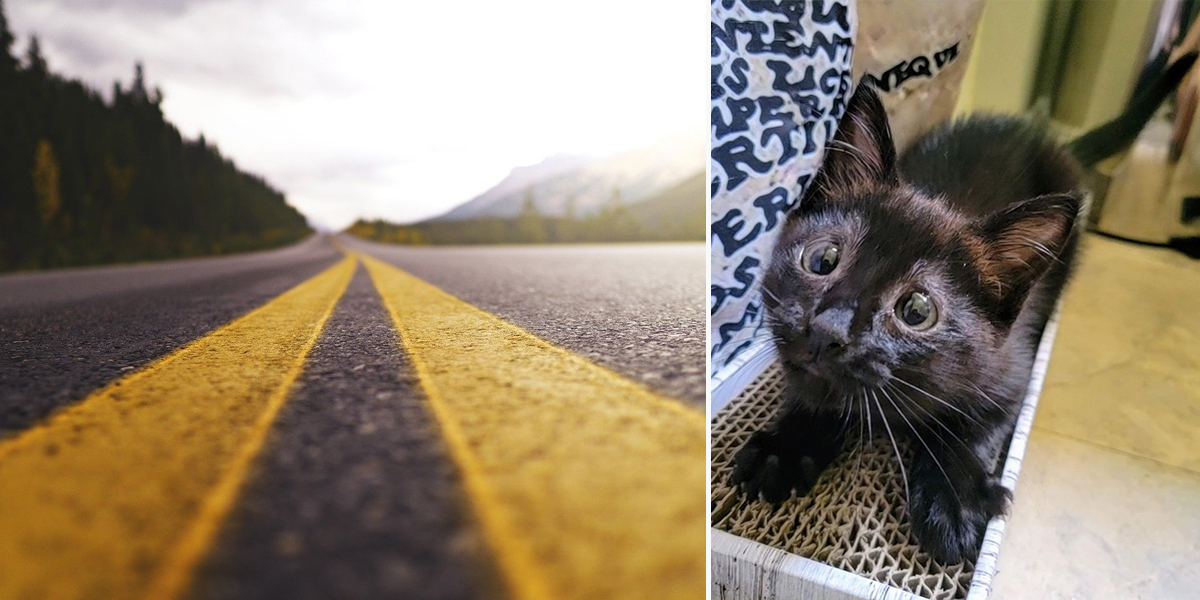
[361,254,706,600]
[0,256,356,600]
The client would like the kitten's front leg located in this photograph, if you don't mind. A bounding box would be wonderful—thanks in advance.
[731,405,845,504]
[907,431,1011,564]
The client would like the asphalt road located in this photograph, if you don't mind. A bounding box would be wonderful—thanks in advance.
[192,265,500,600]
[0,236,707,599]
[341,236,708,405]
[0,235,341,436]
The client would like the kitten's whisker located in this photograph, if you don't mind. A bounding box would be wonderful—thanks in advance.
[841,392,854,431]
[864,388,874,443]
[885,382,940,445]
[900,368,1007,414]
[858,390,874,500]
[892,377,985,428]
[739,344,771,356]
[845,390,865,496]
[740,337,777,350]
[760,286,784,307]
[738,344,779,375]
[745,328,781,343]
[854,390,867,476]
[871,389,911,508]
[843,390,866,498]
[886,381,974,456]
[966,381,1005,411]
[880,385,962,505]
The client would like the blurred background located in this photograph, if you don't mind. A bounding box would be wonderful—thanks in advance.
[709,2,1200,599]
[955,0,1200,248]
[0,0,705,272]
[891,1,1200,598]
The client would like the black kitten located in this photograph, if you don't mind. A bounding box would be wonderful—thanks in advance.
[731,84,1083,564]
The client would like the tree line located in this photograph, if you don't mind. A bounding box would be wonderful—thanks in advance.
[0,0,309,272]
[347,173,706,246]
[347,198,642,245]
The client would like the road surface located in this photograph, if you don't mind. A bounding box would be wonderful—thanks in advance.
[340,236,706,405]
[0,236,707,600]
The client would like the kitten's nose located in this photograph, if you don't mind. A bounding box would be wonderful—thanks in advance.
[808,307,853,358]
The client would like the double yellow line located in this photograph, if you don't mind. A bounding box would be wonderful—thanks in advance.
[0,251,705,600]
[0,255,355,600]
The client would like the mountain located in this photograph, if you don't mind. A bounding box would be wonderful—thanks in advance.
[435,128,706,221]
[438,154,592,220]
[628,171,707,240]
[345,168,706,246]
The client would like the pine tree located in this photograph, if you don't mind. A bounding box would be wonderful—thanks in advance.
[559,194,580,242]
[0,0,16,73]
[32,140,62,224]
[594,186,640,241]
[24,35,47,76]
[131,61,148,101]
[517,189,547,243]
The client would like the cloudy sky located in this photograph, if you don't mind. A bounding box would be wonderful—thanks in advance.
[7,0,705,228]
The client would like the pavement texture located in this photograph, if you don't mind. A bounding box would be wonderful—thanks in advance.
[0,256,357,600]
[360,254,706,600]
[0,237,708,600]
[191,265,499,600]
[0,236,340,436]
[343,237,708,406]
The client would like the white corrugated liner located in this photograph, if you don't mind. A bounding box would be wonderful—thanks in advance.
[711,309,1062,600]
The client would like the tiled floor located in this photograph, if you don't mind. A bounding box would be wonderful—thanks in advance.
[993,234,1200,600]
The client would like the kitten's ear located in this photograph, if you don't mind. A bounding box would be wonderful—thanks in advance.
[817,83,897,195]
[976,193,1081,321]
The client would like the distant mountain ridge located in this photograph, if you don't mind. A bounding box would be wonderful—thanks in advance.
[439,154,593,220]
[435,128,706,221]
[347,169,706,246]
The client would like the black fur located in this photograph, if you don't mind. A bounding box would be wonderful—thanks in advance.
[732,84,1083,564]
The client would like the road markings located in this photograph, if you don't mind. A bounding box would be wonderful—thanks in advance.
[361,254,706,600]
[0,255,355,600]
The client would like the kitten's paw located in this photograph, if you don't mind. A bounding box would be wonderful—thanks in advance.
[730,431,824,504]
[909,478,1010,564]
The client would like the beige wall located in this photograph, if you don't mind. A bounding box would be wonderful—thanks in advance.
[1053,0,1157,129]
[956,0,1157,126]
[957,0,1052,115]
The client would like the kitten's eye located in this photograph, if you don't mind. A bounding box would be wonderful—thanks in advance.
[896,291,938,330]
[802,241,840,275]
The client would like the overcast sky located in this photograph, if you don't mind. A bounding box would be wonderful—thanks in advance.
[7,0,704,228]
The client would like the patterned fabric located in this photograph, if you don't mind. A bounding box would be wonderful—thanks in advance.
[710,0,857,376]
